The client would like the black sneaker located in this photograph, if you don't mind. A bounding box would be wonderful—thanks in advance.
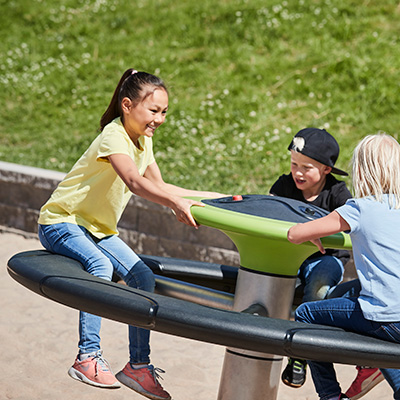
[281,358,307,388]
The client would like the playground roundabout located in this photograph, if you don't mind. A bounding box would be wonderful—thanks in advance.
[7,195,400,400]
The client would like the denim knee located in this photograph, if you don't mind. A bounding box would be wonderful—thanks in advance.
[124,260,155,293]
[295,303,310,323]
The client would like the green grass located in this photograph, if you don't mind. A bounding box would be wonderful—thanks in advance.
[1,0,400,194]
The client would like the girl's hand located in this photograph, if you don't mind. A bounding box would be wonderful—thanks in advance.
[172,198,205,228]
[311,238,326,254]
[287,211,349,251]
[288,225,325,253]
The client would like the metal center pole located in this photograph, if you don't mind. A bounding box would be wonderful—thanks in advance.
[217,268,297,400]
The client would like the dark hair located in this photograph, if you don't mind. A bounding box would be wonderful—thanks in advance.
[100,68,168,131]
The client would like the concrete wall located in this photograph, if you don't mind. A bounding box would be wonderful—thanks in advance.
[0,161,239,266]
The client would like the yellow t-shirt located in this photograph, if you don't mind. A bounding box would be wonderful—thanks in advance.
[38,118,155,238]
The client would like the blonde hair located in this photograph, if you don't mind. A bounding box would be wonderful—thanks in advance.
[352,133,400,208]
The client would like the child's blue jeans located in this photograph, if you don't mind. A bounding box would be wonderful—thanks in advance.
[299,255,344,302]
[295,297,400,400]
[38,222,155,364]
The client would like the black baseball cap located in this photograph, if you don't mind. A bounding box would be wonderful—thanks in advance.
[288,128,348,176]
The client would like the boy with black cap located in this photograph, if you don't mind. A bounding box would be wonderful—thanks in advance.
[272,129,384,398]
[271,127,351,303]
[272,128,351,311]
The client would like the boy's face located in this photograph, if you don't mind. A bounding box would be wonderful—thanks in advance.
[290,151,332,198]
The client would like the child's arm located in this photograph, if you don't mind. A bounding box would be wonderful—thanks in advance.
[143,161,226,198]
[287,211,350,253]
[108,154,218,227]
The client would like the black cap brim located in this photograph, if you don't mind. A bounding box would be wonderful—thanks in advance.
[331,166,348,176]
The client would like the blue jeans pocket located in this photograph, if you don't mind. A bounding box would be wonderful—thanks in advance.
[379,322,400,344]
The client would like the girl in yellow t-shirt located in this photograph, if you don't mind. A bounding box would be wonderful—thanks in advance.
[38,69,224,400]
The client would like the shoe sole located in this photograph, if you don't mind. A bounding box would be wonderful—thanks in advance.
[116,371,171,400]
[347,373,385,400]
[281,377,306,388]
[68,367,121,389]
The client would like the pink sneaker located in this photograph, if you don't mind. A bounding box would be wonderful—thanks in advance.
[116,363,171,400]
[345,366,384,399]
[68,350,120,388]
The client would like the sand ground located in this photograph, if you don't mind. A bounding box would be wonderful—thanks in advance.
[0,230,393,399]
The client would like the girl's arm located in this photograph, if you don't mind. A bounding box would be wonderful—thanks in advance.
[287,211,350,253]
[108,154,218,227]
[143,161,227,198]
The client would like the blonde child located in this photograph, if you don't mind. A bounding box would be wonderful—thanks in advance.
[38,68,224,400]
[288,134,400,400]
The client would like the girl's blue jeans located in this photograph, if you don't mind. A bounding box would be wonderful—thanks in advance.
[295,297,400,400]
[38,223,155,364]
[299,255,344,302]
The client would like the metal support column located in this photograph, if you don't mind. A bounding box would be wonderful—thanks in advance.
[217,268,297,400]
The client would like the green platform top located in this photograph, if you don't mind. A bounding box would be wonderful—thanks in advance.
[189,195,352,276]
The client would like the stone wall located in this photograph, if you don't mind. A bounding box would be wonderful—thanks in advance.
[0,161,239,266]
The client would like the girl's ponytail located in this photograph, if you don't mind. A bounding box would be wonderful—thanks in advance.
[100,68,167,131]
[100,69,134,131]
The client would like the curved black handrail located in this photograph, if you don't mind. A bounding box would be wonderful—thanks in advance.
[7,250,400,368]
